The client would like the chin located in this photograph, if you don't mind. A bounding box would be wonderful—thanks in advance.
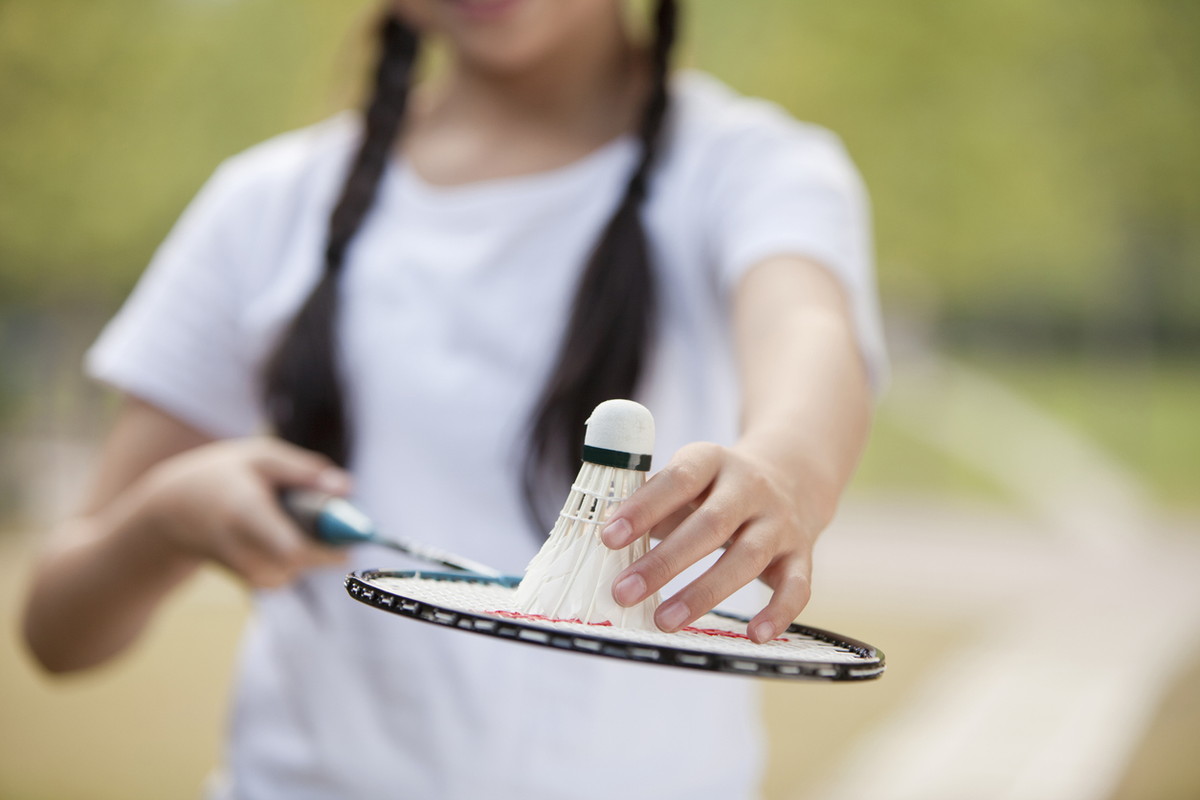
[408,0,620,76]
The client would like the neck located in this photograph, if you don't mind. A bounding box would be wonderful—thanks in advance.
[425,16,646,144]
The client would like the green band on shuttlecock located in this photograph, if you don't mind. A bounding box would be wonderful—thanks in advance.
[582,445,652,472]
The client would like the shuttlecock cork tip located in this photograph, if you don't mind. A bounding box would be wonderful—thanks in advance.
[583,399,655,471]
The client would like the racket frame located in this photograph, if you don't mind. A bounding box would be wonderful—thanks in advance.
[346,569,885,681]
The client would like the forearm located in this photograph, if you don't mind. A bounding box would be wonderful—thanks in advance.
[22,401,352,673]
[733,257,873,530]
[22,479,201,674]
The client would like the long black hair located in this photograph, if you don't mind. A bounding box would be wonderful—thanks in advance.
[263,1,679,529]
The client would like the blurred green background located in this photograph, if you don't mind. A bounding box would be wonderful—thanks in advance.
[1,1,1197,799]
[1,0,1197,507]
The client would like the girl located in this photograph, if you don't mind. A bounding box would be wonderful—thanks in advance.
[23,0,885,797]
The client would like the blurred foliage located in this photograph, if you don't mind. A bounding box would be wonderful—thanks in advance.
[688,0,1200,350]
[0,0,376,307]
[1,0,1197,348]
[980,353,1200,505]
[852,352,1200,507]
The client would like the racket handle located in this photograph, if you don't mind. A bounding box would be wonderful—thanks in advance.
[281,489,375,546]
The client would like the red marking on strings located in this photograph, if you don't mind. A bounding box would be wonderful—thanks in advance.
[487,610,612,627]
[486,610,784,642]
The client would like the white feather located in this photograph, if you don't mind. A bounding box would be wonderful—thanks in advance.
[514,402,661,629]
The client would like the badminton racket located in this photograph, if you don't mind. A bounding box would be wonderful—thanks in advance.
[281,491,885,680]
[346,569,886,682]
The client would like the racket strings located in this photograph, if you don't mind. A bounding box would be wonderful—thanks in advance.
[368,574,878,667]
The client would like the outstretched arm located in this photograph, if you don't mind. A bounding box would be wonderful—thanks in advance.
[21,398,348,673]
[602,255,873,642]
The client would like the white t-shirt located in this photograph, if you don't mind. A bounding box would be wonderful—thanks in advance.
[88,71,885,800]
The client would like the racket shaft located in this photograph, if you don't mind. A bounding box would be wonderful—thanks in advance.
[376,536,504,578]
[282,489,505,578]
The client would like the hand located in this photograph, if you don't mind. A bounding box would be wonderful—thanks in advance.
[600,442,831,643]
[136,437,351,589]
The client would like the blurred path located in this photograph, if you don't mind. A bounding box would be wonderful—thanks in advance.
[802,356,1200,800]
[810,503,1200,800]
[6,356,1197,800]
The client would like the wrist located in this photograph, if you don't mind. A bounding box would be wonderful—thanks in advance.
[99,473,205,577]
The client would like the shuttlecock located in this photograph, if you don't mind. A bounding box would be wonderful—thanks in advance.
[514,399,661,628]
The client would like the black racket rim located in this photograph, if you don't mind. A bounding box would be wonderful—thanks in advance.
[345,569,886,682]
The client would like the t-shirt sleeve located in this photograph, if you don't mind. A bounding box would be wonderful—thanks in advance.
[86,162,266,438]
[706,118,889,390]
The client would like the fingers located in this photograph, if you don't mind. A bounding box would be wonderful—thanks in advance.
[602,441,820,640]
[630,537,811,642]
[215,537,292,589]
[648,524,778,634]
[236,438,351,587]
[245,438,352,496]
[221,531,346,589]
[186,438,350,588]
[601,442,722,549]
[222,481,345,588]
[747,558,812,643]
[647,502,693,541]
[142,435,352,590]
[224,540,346,590]
[611,483,749,606]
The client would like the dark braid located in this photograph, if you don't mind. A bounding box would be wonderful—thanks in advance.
[263,13,419,465]
[261,2,677,528]
[522,0,680,530]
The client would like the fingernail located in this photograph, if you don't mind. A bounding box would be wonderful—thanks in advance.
[613,572,646,606]
[751,621,775,643]
[656,600,689,632]
[316,468,350,494]
[601,518,632,548]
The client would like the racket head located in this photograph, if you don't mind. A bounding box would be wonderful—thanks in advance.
[346,570,885,682]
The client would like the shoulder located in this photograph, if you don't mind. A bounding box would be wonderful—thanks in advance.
[165,112,362,279]
[197,112,362,219]
[665,71,864,198]
[144,113,362,308]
